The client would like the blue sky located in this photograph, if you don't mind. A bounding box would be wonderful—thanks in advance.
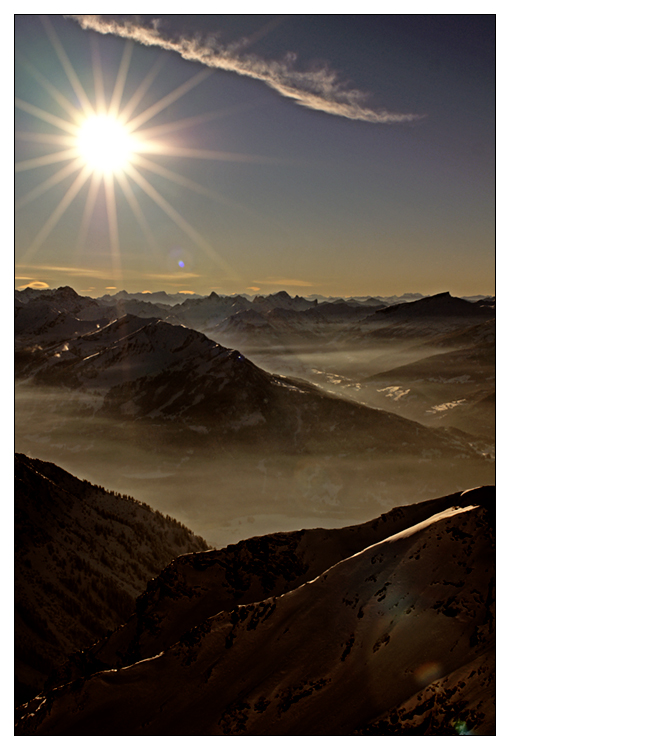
[14,14,495,297]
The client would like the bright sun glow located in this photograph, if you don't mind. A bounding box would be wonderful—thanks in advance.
[76,115,136,174]
[15,16,255,282]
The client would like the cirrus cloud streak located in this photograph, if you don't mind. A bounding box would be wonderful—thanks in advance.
[66,15,421,124]
[253,277,315,287]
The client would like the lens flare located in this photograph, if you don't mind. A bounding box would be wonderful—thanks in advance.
[454,720,474,735]
[413,661,443,687]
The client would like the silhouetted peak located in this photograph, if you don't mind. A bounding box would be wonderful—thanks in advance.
[53,286,80,298]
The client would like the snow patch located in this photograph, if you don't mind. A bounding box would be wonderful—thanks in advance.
[377,385,411,401]
[426,399,466,414]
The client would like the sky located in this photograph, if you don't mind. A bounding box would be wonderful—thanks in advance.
[14,14,495,298]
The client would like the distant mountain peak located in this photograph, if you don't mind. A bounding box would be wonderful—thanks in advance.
[53,285,80,298]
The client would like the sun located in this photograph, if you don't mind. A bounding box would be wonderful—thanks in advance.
[76,114,136,174]
[15,17,257,282]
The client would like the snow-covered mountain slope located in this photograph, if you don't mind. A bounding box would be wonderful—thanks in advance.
[15,287,112,346]
[52,486,495,688]
[15,308,488,461]
[355,649,495,734]
[353,317,495,439]
[16,491,495,735]
[14,454,208,706]
[15,287,177,352]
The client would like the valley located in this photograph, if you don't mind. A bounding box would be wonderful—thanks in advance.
[15,287,495,548]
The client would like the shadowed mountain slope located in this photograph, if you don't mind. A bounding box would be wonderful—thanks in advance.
[14,454,208,706]
[372,292,494,321]
[51,486,495,688]
[17,488,495,736]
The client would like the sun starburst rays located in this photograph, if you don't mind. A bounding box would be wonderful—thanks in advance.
[41,16,94,119]
[14,19,264,286]
[15,157,86,212]
[122,68,214,134]
[76,172,103,253]
[23,165,94,263]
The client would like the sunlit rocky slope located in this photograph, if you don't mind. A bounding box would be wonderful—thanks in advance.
[16,485,495,736]
[14,453,208,706]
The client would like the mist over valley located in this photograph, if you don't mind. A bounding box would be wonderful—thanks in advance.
[15,286,494,548]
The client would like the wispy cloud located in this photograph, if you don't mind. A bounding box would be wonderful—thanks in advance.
[144,271,201,281]
[18,265,201,284]
[16,263,109,278]
[254,278,315,287]
[66,15,421,124]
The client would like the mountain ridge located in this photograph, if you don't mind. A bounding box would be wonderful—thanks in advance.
[16,489,495,735]
[49,486,495,690]
[14,453,209,706]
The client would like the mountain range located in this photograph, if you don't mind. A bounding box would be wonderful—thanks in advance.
[15,287,494,546]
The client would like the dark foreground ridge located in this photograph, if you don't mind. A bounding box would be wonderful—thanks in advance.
[14,454,208,705]
[16,485,495,736]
